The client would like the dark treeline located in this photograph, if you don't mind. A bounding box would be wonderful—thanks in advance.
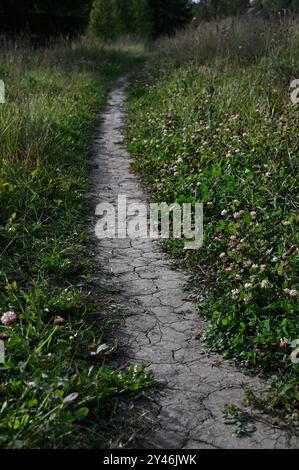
[0,0,193,39]
[88,0,192,39]
[1,0,299,40]
[0,0,92,37]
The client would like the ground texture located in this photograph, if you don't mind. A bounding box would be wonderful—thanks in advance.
[91,79,298,449]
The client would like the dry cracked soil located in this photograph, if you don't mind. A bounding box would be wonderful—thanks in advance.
[91,78,298,450]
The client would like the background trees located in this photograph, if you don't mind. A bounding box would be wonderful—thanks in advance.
[88,0,192,40]
[0,0,92,37]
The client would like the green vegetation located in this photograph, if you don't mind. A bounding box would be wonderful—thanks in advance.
[126,17,299,416]
[0,38,153,449]
[88,0,192,40]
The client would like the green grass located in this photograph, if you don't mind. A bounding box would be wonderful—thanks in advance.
[126,16,299,417]
[0,37,154,449]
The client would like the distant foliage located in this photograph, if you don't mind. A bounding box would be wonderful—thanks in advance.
[88,0,192,40]
[149,0,192,37]
[88,0,152,39]
[0,0,92,37]
[252,0,299,13]
[192,0,250,21]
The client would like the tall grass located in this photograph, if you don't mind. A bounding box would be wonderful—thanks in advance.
[0,37,152,449]
[127,16,299,417]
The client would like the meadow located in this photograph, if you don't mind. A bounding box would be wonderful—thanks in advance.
[0,38,153,448]
[126,16,299,418]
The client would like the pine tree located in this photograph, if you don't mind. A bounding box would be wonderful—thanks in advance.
[88,0,118,40]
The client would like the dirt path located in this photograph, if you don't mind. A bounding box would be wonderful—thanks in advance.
[91,78,297,449]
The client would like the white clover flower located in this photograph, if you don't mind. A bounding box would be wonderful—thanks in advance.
[260,280,269,289]
[1,311,17,325]
[219,252,226,259]
[291,349,299,364]
[244,283,253,290]
[280,337,289,348]
[231,289,239,299]
[221,209,228,216]
[233,211,243,220]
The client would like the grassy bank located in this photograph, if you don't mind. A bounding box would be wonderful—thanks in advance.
[127,17,299,417]
[0,38,153,448]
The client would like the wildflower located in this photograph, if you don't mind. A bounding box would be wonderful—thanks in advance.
[230,235,237,241]
[244,283,253,290]
[243,260,252,269]
[219,252,226,259]
[260,264,267,271]
[231,289,239,299]
[283,288,297,297]
[291,349,299,364]
[225,266,233,274]
[255,343,260,350]
[53,316,67,326]
[260,279,269,289]
[233,211,243,220]
[251,264,259,269]
[280,337,289,348]
[1,311,17,325]
[243,297,251,304]
[250,211,257,220]
[221,209,228,216]
[234,274,242,281]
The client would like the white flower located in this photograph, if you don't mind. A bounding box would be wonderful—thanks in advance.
[1,311,18,325]
[221,209,228,216]
[283,288,297,297]
[231,289,239,299]
[260,280,269,289]
[251,264,259,269]
[280,337,289,348]
[219,252,226,259]
[233,211,243,220]
[291,349,299,364]
[244,283,253,290]
[250,211,257,220]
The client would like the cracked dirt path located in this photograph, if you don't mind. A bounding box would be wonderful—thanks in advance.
[92,78,298,449]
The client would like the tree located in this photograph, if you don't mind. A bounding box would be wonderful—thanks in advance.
[148,0,192,37]
[88,0,117,39]
[0,0,92,36]
[88,0,192,40]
